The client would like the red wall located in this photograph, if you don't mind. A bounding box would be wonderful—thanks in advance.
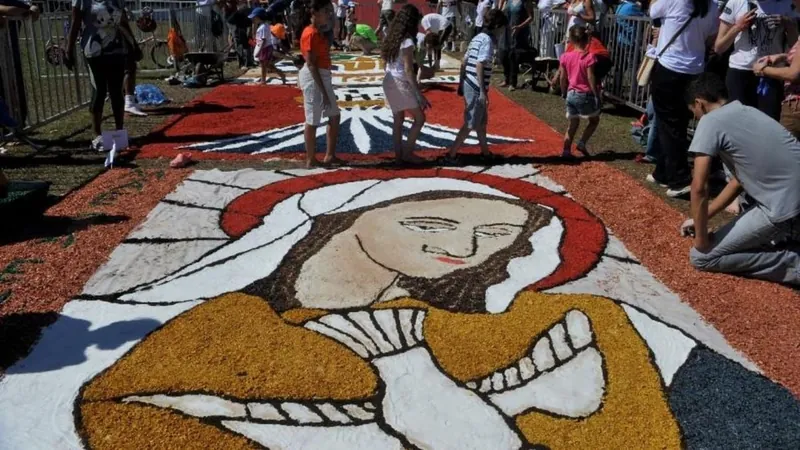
[353,0,438,30]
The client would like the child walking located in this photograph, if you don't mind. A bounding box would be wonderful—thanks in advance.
[299,0,341,167]
[559,25,601,158]
[381,4,430,163]
[446,9,506,162]
[251,7,287,84]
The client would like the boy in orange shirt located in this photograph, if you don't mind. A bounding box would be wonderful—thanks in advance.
[299,0,342,167]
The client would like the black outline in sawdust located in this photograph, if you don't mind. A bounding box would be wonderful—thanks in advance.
[88,168,528,304]
[84,177,384,303]
[161,199,224,212]
[343,313,395,353]
[465,310,605,415]
[121,237,229,244]
[69,168,622,448]
[548,323,573,363]
[602,253,642,266]
[184,177,259,191]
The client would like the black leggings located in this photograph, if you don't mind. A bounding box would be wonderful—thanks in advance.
[87,55,126,128]
[338,17,346,41]
[650,62,694,189]
[726,67,784,121]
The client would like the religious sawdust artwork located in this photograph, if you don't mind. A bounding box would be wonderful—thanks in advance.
[139,53,552,161]
[238,53,462,86]
[2,166,800,449]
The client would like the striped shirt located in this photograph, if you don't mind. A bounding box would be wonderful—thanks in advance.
[464,32,494,92]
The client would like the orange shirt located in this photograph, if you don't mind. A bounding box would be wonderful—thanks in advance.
[300,25,331,70]
[566,37,610,59]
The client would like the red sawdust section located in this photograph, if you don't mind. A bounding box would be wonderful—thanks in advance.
[0,168,189,372]
[136,84,564,161]
[539,161,800,396]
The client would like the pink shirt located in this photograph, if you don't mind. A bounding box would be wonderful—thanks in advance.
[559,50,597,94]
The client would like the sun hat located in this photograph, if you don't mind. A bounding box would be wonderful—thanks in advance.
[270,23,286,40]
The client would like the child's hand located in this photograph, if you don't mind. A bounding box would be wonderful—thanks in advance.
[322,95,333,111]
[679,218,695,238]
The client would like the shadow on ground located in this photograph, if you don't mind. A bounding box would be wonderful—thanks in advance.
[0,311,159,374]
[0,214,129,246]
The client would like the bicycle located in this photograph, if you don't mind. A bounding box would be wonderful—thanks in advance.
[45,10,170,70]
[133,7,172,70]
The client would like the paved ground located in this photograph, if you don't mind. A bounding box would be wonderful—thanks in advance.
[1,53,799,450]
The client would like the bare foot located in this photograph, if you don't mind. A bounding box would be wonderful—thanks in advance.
[306,158,322,169]
[323,156,346,166]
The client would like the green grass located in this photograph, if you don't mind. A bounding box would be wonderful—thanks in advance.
[1,62,244,197]
[495,75,731,227]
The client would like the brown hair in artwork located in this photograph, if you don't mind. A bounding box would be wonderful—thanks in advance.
[242,191,554,313]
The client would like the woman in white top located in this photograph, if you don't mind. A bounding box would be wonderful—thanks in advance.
[715,0,797,121]
[382,4,431,163]
[648,0,718,197]
[566,0,595,32]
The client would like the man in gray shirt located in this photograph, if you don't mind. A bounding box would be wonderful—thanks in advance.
[681,73,800,286]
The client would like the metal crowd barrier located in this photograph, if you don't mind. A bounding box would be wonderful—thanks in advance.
[0,15,93,132]
[0,5,656,132]
[530,8,653,113]
[0,5,230,131]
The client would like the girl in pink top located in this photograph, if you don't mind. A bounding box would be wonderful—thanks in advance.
[559,25,601,158]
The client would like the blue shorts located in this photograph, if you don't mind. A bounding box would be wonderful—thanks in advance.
[566,90,601,119]
[463,84,488,129]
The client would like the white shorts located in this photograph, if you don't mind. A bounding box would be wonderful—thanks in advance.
[298,66,340,126]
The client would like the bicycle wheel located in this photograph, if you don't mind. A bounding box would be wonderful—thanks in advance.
[150,40,171,69]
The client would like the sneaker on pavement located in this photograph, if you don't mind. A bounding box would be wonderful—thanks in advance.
[646,174,667,187]
[666,185,691,198]
[91,135,105,152]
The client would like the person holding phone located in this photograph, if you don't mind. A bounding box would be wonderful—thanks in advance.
[715,0,797,121]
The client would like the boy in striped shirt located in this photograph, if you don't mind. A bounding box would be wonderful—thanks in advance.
[445,9,507,162]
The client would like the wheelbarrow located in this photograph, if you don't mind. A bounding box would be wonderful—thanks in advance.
[185,50,228,84]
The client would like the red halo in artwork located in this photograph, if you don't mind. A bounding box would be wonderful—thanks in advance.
[221,168,607,291]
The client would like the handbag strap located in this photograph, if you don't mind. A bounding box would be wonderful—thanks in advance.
[656,16,694,59]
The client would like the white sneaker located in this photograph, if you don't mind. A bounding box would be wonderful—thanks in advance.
[125,95,147,117]
[91,135,105,152]
[645,174,667,187]
[125,102,148,117]
[666,185,691,198]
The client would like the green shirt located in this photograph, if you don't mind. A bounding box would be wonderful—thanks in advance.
[354,24,378,44]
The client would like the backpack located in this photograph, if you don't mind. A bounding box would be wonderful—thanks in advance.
[168,28,188,61]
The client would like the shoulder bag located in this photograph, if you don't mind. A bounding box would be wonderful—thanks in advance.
[636,17,693,87]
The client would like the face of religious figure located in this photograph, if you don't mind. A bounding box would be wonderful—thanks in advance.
[348,197,529,279]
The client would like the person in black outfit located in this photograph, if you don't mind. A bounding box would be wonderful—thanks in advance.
[227,2,254,68]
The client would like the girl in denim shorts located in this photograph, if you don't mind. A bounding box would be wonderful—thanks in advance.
[559,25,601,158]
